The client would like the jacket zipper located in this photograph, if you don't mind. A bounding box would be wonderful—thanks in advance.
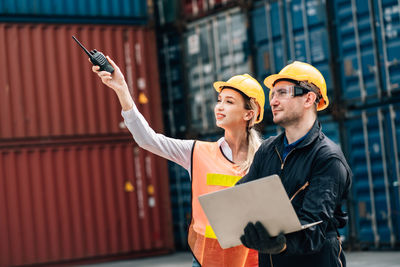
[290,181,310,201]
[338,236,343,267]
[274,146,295,170]
[270,147,310,266]
[270,254,274,267]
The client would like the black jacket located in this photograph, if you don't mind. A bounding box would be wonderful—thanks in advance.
[237,120,352,267]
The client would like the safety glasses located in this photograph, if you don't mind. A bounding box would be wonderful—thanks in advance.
[269,85,311,101]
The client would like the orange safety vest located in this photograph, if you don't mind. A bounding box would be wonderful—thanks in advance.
[188,141,258,267]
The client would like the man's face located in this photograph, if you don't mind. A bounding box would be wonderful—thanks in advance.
[269,80,305,127]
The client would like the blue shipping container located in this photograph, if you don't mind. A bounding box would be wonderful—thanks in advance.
[168,162,191,250]
[344,105,400,248]
[156,0,179,25]
[159,31,187,137]
[251,0,334,110]
[372,0,400,98]
[0,0,147,23]
[332,0,400,105]
[385,104,400,243]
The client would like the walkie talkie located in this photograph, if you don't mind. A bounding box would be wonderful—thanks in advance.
[72,36,114,73]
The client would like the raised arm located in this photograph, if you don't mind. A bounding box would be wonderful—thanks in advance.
[91,56,133,111]
[91,57,193,171]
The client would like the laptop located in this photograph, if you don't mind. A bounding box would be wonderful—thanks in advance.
[198,174,322,249]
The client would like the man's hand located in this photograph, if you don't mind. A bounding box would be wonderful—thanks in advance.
[240,221,287,254]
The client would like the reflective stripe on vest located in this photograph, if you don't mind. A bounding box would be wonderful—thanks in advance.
[189,141,258,267]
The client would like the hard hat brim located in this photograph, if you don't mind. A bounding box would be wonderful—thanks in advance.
[213,81,238,92]
[264,74,310,89]
[264,74,330,111]
[213,80,264,123]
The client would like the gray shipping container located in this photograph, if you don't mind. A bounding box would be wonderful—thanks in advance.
[184,7,251,134]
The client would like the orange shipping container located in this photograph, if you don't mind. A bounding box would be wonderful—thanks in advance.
[0,23,164,139]
[0,138,173,266]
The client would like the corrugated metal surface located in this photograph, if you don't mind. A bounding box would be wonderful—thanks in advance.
[251,0,333,102]
[386,104,400,243]
[182,0,236,19]
[185,8,251,134]
[168,162,191,250]
[0,23,162,140]
[158,31,187,137]
[0,0,147,22]
[0,139,173,266]
[344,105,400,248]
[333,0,381,103]
[372,0,400,98]
[332,0,400,105]
[156,0,180,25]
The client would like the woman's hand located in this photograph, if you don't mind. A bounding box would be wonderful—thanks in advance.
[91,56,128,93]
[90,56,133,111]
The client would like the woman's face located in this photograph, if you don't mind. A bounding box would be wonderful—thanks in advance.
[214,88,253,130]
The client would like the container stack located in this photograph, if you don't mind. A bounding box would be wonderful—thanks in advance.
[156,0,400,251]
[154,0,253,249]
[331,0,400,249]
[0,2,174,266]
[184,8,251,134]
[250,0,348,241]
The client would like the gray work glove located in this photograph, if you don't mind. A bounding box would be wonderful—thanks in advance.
[240,221,287,254]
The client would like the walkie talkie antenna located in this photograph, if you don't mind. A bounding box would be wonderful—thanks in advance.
[72,35,114,73]
[72,36,92,57]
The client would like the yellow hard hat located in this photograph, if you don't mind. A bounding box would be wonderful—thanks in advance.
[263,61,329,111]
[213,74,265,123]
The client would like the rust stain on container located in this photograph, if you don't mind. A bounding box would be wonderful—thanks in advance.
[0,140,173,267]
[0,23,163,139]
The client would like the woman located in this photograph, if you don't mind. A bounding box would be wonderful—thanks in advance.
[92,56,265,267]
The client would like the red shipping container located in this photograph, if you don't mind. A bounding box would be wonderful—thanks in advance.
[0,23,163,140]
[183,0,235,18]
[0,138,173,266]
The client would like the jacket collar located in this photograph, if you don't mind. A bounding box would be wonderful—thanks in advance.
[273,119,321,149]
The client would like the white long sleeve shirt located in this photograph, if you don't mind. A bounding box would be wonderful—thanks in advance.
[121,104,233,177]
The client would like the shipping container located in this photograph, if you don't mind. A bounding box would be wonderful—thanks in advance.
[0,0,147,24]
[372,0,400,98]
[0,139,173,266]
[183,0,237,20]
[386,104,400,243]
[332,0,400,105]
[156,0,180,26]
[250,0,334,107]
[343,104,400,248]
[158,31,188,137]
[168,162,191,250]
[0,23,163,140]
[184,8,251,134]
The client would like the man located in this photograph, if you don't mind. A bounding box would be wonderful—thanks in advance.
[237,61,352,267]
